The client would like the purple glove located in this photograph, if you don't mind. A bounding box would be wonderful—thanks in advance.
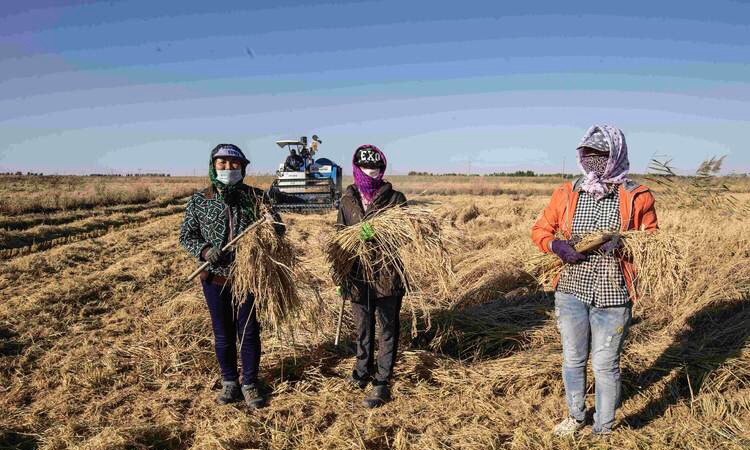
[550,240,588,264]
[600,236,622,255]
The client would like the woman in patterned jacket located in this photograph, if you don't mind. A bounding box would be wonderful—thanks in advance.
[531,125,658,437]
[179,144,283,409]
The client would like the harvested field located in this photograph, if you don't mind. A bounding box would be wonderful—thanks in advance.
[1,175,749,450]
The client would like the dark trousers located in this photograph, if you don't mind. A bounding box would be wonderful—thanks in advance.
[201,280,261,385]
[351,295,403,384]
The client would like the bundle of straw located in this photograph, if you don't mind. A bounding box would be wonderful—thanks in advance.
[325,206,453,330]
[230,217,307,336]
[525,231,689,301]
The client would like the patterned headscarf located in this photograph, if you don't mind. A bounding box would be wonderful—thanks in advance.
[208,149,257,222]
[352,144,387,202]
[576,125,630,200]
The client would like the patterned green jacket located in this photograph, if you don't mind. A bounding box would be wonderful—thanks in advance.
[179,184,282,277]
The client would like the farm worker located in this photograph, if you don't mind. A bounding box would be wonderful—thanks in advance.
[179,144,284,409]
[531,125,658,437]
[336,144,407,408]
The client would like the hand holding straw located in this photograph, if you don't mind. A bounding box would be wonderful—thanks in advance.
[186,216,268,282]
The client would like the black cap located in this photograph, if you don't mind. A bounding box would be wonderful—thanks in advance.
[353,145,385,169]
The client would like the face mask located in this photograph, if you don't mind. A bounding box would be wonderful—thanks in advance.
[361,168,381,178]
[216,169,243,185]
[581,155,609,178]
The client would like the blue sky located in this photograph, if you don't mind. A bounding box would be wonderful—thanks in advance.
[1,0,749,175]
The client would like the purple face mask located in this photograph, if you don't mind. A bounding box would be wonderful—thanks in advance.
[352,145,387,202]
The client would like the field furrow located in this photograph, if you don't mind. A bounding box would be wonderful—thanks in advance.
[0,213,185,296]
[0,194,190,232]
[0,204,185,259]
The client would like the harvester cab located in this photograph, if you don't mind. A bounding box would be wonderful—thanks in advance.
[269,135,343,212]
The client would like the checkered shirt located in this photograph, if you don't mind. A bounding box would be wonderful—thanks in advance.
[557,189,630,307]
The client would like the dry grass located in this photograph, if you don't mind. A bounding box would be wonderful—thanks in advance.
[0,176,749,450]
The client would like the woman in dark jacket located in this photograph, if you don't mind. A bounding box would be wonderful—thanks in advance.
[179,144,283,409]
[336,144,407,408]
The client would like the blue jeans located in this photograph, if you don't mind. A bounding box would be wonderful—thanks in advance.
[555,291,632,433]
[201,280,261,386]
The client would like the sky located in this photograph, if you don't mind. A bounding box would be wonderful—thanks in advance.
[1,0,749,176]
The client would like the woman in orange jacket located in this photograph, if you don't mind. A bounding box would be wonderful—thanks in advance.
[531,125,658,437]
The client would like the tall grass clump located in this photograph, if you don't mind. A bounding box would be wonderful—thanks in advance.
[646,156,749,215]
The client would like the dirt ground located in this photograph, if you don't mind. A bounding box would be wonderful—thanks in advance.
[1,175,748,450]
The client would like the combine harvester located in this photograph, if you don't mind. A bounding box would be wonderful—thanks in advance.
[268,135,343,212]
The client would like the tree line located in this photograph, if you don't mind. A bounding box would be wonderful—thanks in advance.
[407,170,574,177]
[0,172,172,177]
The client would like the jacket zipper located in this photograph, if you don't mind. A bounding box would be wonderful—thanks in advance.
[226,205,234,243]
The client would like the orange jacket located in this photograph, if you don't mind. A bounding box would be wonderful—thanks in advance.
[531,178,658,301]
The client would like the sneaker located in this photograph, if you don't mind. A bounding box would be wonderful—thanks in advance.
[362,384,391,408]
[216,380,243,405]
[241,383,266,409]
[348,370,371,389]
[553,417,585,437]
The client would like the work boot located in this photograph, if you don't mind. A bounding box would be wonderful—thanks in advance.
[362,383,390,408]
[242,383,266,409]
[348,370,371,389]
[216,380,243,405]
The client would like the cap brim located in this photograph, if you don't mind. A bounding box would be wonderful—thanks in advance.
[577,146,609,154]
[355,162,384,169]
[213,155,250,164]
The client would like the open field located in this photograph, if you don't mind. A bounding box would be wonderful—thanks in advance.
[1,175,749,449]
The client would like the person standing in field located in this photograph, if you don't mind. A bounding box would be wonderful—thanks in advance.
[336,144,407,408]
[179,144,283,409]
[531,125,658,437]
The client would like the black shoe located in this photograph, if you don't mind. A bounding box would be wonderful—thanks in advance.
[241,383,266,409]
[348,371,371,389]
[216,380,243,405]
[362,383,390,408]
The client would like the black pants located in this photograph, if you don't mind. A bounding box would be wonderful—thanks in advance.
[351,295,403,384]
[201,280,261,385]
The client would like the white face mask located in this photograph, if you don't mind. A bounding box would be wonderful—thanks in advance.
[216,169,243,185]
[361,168,381,178]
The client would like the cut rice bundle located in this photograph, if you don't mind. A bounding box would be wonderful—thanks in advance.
[325,206,453,333]
[230,218,317,337]
[525,231,689,301]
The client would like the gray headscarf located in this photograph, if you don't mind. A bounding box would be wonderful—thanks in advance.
[576,125,631,200]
